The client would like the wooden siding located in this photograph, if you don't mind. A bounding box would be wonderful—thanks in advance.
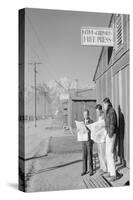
[93,14,130,167]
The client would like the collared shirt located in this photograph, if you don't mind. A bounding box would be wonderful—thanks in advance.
[85,119,89,125]
[84,118,93,125]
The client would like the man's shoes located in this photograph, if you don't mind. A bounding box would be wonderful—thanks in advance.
[89,171,93,176]
[99,169,105,174]
[104,172,110,178]
[108,176,117,182]
[81,172,86,176]
[108,171,123,182]
[99,169,104,173]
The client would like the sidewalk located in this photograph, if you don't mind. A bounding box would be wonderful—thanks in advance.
[82,156,129,188]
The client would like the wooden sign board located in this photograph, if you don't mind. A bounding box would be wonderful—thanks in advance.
[81,27,114,46]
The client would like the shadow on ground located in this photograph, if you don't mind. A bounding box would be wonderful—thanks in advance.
[8,183,18,190]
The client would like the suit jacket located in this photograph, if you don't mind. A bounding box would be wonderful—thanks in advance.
[104,106,118,138]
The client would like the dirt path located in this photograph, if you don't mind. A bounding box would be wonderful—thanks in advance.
[26,152,86,192]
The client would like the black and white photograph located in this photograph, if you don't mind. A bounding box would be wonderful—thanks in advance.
[19,8,130,192]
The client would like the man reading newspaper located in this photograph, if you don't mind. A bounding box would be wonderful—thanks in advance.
[75,109,93,176]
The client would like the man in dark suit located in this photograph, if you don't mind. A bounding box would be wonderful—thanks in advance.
[81,109,93,176]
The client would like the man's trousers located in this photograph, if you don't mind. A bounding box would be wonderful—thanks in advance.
[105,134,116,176]
[97,142,107,172]
[82,140,93,173]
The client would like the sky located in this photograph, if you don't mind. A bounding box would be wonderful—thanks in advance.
[25,8,111,89]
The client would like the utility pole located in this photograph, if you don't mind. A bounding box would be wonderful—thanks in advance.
[75,79,78,96]
[29,62,42,128]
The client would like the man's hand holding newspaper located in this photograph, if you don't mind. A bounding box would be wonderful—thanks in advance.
[75,121,90,141]
[75,119,106,143]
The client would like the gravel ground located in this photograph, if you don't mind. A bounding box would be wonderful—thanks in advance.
[19,117,98,192]
[26,152,86,192]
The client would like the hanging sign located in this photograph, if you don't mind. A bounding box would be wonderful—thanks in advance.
[81,27,114,46]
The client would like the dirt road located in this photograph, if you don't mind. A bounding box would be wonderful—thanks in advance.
[26,152,86,192]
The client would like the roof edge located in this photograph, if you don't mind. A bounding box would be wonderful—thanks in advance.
[93,14,114,81]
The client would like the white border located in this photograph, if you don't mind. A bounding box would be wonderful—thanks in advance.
[0,0,132,200]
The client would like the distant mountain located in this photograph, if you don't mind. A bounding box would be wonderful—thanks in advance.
[47,77,77,97]
[25,77,95,105]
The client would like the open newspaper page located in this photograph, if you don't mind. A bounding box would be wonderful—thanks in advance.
[86,119,107,143]
[75,120,89,141]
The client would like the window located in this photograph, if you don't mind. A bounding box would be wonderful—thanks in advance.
[114,14,123,52]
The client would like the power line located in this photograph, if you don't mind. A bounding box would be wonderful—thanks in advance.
[25,42,42,63]
[26,10,70,94]
[29,62,42,128]
[26,11,51,62]
[25,11,59,80]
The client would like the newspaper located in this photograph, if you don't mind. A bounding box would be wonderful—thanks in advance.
[86,119,107,143]
[75,121,89,141]
[75,119,107,143]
